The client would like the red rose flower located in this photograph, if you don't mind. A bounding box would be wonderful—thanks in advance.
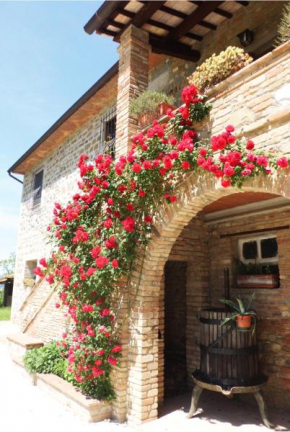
[226,125,235,133]
[107,356,117,366]
[39,258,47,268]
[95,256,109,269]
[121,217,135,232]
[112,345,122,353]
[111,259,119,268]
[181,161,190,170]
[144,215,153,224]
[181,85,198,104]
[126,203,134,211]
[87,267,96,276]
[91,246,101,258]
[246,140,255,150]
[277,157,289,168]
[104,218,113,229]
[132,163,142,173]
[46,274,54,284]
[221,179,231,188]
[34,267,45,277]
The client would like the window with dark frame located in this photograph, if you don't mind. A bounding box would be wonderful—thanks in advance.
[33,170,43,206]
[104,116,116,158]
[105,116,116,141]
[239,236,278,264]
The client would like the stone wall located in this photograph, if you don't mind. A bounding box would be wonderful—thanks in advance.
[197,1,285,63]
[148,2,285,104]
[12,103,115,339]
[207,210,290,410]
[159,205,290,412]
[11,7,290,424]
[149,56,195,105]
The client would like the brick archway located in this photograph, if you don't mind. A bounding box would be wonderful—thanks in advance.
[126,170,290,425]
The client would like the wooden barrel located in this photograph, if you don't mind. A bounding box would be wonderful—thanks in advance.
[199,308,260,388]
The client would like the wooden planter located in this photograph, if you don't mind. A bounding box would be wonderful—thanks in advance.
[138,103,175,128]
[237,274,279,289]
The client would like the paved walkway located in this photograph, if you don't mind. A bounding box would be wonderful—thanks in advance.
[0,321,289,432]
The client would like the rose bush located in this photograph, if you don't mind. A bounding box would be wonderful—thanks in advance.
[34,84,289,400]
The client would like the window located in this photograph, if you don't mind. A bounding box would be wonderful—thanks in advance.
[33,170,43,206]
[25,260,38,280]
[238,235,278,264]
[105,116,116,142]
[100,108,116,159]
[103,116,116,158]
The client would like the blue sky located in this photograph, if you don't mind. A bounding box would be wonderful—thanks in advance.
[0,1,118,260]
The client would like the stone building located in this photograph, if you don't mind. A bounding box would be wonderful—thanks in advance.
[8,1,290,426]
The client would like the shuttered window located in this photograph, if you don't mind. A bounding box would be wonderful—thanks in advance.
[33,170,43,206]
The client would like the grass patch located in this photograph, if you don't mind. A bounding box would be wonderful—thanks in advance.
[0,307,11,321]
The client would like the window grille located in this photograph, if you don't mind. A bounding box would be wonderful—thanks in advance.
[100,107,116,158]
[33,170,43,206]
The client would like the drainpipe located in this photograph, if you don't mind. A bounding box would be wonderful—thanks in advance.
[8,170,23,184]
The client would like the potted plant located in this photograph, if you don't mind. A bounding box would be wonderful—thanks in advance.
[236,261,279,289]
[129,90,175,128]
[220,292,256,333]
[188,46,253,93]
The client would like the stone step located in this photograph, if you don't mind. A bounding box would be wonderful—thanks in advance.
[7,333,44,357]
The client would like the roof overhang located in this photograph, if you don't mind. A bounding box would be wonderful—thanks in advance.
[9,62,118,175]
[84,1,248,62]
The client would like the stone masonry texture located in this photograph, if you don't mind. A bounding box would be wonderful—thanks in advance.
[11,2,290,425]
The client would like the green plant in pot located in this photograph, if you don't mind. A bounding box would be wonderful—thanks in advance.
[129,90,175,128]
[220,292,257,334]
[236,260,279,289]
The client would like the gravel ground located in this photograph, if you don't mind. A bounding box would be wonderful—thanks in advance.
[0,321,289,432]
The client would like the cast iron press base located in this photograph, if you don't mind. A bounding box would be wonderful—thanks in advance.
[187,371,273,429]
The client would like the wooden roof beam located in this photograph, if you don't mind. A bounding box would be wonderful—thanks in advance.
[116,8,134,19]
[147,19,203,41]
[115,1,166,40]
[165,1,224,41]
[159,5,217,30]
[102,18,203,42]
[190,1,233,19]
[149,35,200,62]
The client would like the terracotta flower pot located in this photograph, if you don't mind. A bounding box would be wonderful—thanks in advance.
[236,315,252,329]
[138,113,157,128]
[138,103,176,128]
[158,102,176,116]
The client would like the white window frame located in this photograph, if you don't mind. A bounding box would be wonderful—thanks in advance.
[238,235,278,264]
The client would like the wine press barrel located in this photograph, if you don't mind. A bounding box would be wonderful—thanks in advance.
[198,308,260,388]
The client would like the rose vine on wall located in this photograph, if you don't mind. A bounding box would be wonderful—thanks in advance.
[33,85,289,399]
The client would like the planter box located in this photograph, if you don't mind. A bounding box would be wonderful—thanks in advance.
[138,103,175,128]
[12,356,112,422]
[237,274,279,289]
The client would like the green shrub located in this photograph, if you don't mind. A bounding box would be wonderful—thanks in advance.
[129,90,175,117]
[275,3,290,47]
[23,341,66,375]
[188,46,252,93]
[23,341,112,399]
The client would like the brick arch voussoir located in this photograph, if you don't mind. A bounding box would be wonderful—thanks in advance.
[136,169,290,294]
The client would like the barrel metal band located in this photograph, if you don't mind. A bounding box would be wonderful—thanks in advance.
[200,317,227,325]
[200,344,258,356]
